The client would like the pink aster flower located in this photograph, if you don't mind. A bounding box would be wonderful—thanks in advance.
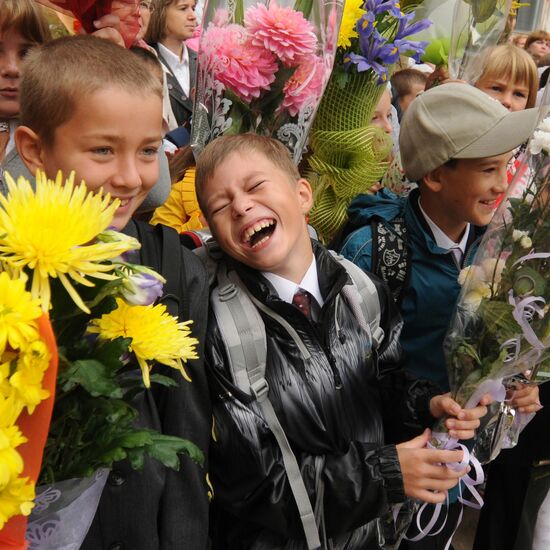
[200,23,278,103]
[281,56,325,117]
[244,2,317,67]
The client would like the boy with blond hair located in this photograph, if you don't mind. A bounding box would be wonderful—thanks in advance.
[194,133,491,550]
[14,35,210,549]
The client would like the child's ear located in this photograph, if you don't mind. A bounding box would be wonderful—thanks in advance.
[14,126,47,176]
[296,178,314,214]
[422,167,445,193]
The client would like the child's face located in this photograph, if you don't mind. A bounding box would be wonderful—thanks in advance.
[399,82,425,113]
[165,0,197,43]
[370,90,393,135]
[202,149,314,281]
[0,28,36,119]
[41,87,162,230]
[475,75,529,112]
[432,152,512,230]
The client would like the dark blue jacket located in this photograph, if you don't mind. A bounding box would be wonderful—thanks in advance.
[340,189,485,391]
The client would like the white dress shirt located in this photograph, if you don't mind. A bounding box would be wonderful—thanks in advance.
[262,257,324,312]
[158,42,191,98]
[418,198,470,264]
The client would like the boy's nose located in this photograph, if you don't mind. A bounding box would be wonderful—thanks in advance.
[231,194,253,218]
[112,158,143,190]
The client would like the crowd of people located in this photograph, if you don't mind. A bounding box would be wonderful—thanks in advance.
[0,1,549,549]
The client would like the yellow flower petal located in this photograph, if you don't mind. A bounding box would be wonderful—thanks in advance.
[88,299,199,388]
[0,171,140,312]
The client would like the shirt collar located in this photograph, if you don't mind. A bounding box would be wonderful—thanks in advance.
[262,257,324,308]
[418,197,470,255]
[158,42,188,66]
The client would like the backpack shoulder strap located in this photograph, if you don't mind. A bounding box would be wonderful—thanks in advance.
[330,252,385,349]
[209,259,320,549]
[133,221,184,319]
[370,216,409,305]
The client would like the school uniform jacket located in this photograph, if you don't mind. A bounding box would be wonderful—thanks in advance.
[206,242,441,549]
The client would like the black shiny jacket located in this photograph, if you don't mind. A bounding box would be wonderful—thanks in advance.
[206,243,441,549]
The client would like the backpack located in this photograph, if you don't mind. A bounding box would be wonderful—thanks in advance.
[333,216,410,306]
[193,236,385,550]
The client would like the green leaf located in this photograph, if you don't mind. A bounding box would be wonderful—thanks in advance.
[61,359,123,398]
[147,433,204,469]
[148,374,179,388]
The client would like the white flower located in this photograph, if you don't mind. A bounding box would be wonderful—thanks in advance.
[538,116,550,133]
[529,117,550,155]
[480,258,506,284]
[512,229,529,242]
[520,236,533,249]
[457,266,472,286]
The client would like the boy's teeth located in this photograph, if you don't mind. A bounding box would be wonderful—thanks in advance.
[243,219,274,242]
[252,235,270,248]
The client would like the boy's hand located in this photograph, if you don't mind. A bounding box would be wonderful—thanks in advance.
[429,392,492,440]
[508,384,541,414]
[396,429,468,504]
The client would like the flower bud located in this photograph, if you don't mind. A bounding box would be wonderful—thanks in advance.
[120,273,164,306]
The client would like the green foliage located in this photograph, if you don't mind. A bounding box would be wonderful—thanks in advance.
[40,269,203,485]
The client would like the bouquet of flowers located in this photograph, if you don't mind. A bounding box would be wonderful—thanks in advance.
[0,173,200,547]
[307,0,430,241]
[431,117,550,456]
[190,0,342,163]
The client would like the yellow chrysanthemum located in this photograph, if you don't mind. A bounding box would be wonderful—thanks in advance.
[0,171,141,313]
[88,298,199,388]
[0,475,35,529]
[0,396,27,488]
[8,340,50,415]
[0,272,41,356]
[338,0,366,49]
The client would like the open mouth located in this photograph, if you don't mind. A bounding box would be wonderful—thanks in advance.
[241,218,276,249]
[480,199,497,208]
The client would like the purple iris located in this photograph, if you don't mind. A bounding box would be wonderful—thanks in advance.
[394,38,430,62]
[394,11,432,41]
[363,0,402,17]
[343,52,390,84]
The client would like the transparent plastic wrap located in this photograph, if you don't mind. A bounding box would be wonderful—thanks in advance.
[431,113,550,456]
[190,0,342,163]
[448,0,513,83]
[26,470,109,549]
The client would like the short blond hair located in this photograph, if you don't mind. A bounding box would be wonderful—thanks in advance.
[195,135,300,216]
[145,0,178,43]
[20,35,163,144]
[0,0,51,44]
[477,44,538,108]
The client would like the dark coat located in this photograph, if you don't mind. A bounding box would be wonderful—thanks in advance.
[152,43,196,129]
[207,242,440,549]
[81,221,211,550]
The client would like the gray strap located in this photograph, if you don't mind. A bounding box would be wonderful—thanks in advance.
[330,252,384,348]
[210,266,320,549]
[211,264,267,394]
[252,380,321,550]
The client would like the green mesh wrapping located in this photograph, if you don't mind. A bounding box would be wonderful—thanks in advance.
[308,72,391,242]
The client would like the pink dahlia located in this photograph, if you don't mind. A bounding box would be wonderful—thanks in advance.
[281,56,325,117]
[244,2,317,67]
[200,24,278,103]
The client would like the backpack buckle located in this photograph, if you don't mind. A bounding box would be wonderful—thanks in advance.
[250,378,269,401]
[218,283,238,301]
